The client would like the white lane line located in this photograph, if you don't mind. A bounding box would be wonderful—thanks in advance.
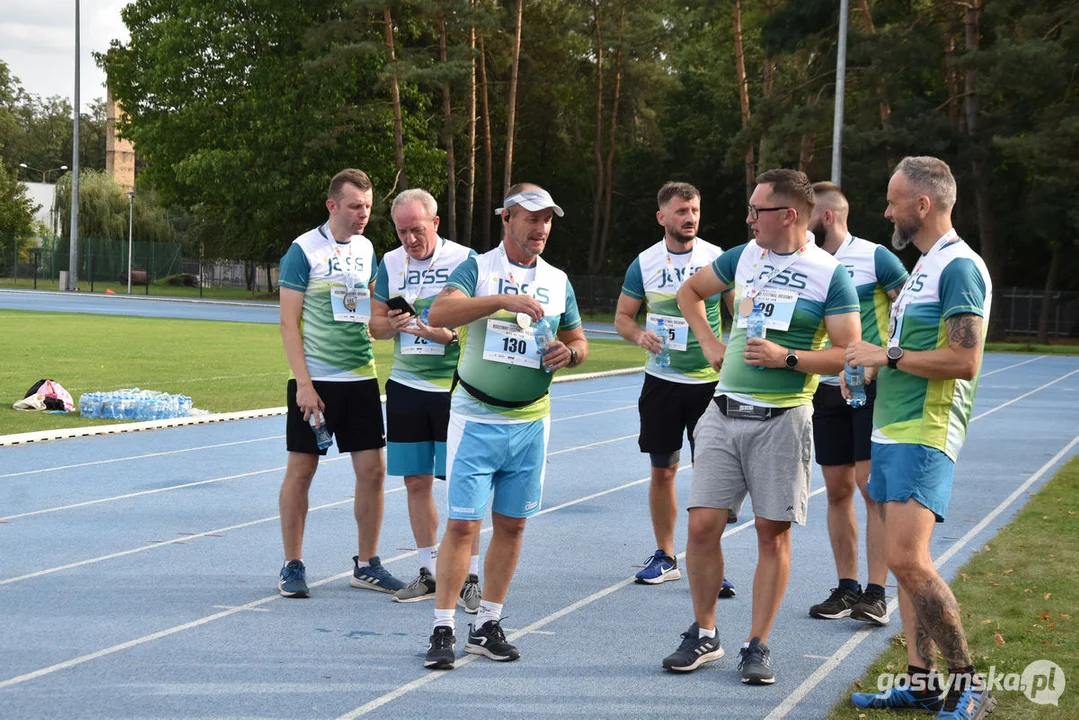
[553,384,638,399]
[980,355,1045,377]
[554,404,636,422]
[0,484,386,586]
[0,458,337,522]
[0,469,670,689]
[762,432,1079,719]
[971,368,1079,422]
[341,483,829,719]
[0,436,284,480]
[547,434,636,457]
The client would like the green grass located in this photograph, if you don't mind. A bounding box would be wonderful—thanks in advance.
[0,277,278,302]
[984,342,1079,355]
[0,309,645,436]
[828,456,1079,719]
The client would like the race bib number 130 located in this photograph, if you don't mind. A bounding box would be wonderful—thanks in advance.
[482,319,540,369]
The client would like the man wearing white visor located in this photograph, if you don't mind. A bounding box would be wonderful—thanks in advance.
[421,183,588,669]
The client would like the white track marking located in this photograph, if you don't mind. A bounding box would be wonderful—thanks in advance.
[547,434,636,457]
[980,355,1045,377]
[553,384,638,399]
[971,368,1079,422]
[553,404,636,422]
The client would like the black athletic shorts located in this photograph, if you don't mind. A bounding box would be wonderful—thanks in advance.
[811,381,876,466]
[638,373,718,459]
[286,378,386,455]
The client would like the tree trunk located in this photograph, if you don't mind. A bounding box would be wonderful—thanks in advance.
[479,34,493,250]
[1036,242,1062,344]
[758,0,775,165]
[596,2,626,275]
[440,14,457,240]
[733,0,755,200]
[962,0,1001,338]
[384,5,407,191]
[945,36,961,133]
[503,0,524,197]
[463,6,477,247]
[855,0,893,133]
[588,1,604,273]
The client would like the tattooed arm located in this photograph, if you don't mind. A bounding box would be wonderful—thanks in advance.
[853,313,984,381]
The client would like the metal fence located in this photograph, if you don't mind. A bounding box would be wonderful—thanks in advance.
[995,288,1079,340]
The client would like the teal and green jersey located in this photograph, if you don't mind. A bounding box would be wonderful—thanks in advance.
[714,239,859,408]
[278,225,378,381]
[621,238,724,384]
[820,234,908,385]
[873,235,992,460]
[374,238,476,392]
[447,244,582,424]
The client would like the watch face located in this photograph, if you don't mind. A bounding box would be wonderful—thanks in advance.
[785,353,798,368]
[887,346,903,360]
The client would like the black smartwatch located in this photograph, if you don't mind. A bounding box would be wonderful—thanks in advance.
[568,347,579,367]
[784,349,799,368]
[886,345,904,369]
[448,329,460,346]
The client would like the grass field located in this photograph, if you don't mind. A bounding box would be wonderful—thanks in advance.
[0,309,645,436]
[0,277,278,302]
[828,456,1079,718]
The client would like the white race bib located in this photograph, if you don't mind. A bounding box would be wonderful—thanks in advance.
[736,287,798,332]
[331,287,371,322]
[645,313,689,351]
[482,319,540,369]
[401,332,446,356]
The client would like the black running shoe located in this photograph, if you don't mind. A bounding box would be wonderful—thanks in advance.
[424,625,456,670]
[738,637,775,685]
[809,586,860,619]
[465,619,520,662]
[850,587,890,626]
[662,622,725,672]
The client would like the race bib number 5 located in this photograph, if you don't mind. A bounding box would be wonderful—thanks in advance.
[645,313,689,351]
[482,319,540,369]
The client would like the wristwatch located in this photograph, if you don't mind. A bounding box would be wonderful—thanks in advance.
[568,347,579,368]
[448,329,460,346]
[784,349,799,368]
[886,345,904,369]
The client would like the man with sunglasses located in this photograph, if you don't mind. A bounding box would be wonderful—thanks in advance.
[663,169,859,684]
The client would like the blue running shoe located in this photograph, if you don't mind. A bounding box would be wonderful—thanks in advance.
[719,577,736,599]
[851,687,944,711]
[278,560,309,598]
[937,679,996,719]
[635,549,681,585]
[350,555,406,593]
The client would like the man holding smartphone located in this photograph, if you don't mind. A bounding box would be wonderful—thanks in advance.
[369,189,482,610]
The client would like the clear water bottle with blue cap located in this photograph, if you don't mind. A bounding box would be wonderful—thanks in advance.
[844,363,867,408]
[654,317,671,369]
[309,409,333,450]
[419,306,430,325]
[746,303,767,371]
[534,316,556,373]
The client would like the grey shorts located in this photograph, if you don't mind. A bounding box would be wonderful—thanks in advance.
[688,399,814,525]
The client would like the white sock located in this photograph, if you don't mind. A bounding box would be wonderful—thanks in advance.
[418,545,438,578]
[476,600,503,627]
[742,642,751,649]
[698,626,716,639]
[433,608,455,632]
[468,554,480,576]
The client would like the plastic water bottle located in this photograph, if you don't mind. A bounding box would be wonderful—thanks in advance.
[845,363,867,408]
[654,317,671,369]
[534,317,556,373]
[746,303,767,371]
[309,409,333,450]
[419,307,430,325]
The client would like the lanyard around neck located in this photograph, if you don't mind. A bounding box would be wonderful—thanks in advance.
[499,242,538,295]
[744,241,810,300]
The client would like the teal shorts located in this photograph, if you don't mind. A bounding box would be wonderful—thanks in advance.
[445,413,550,520]
[868,442,955,522]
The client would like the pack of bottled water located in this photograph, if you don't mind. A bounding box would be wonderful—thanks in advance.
[78,388,194,421]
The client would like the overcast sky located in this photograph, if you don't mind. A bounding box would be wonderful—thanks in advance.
[2,0,129,112]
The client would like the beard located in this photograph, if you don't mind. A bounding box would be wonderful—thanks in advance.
[890,214,920,251]
[666,223,696,244]
[808,218,826,245]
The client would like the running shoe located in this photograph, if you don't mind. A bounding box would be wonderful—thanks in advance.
[278,560,309,598]
[662,622,725,672]
[424,625,456,670]
[850,586,890,625]
[393,567,436,603]
[738,637,775,684]
[465,619,520,661]
[719,577,736,599]
[458,573,481,614]
[809,586,860,619]
[635,549,681,584]
[851,687,945,711]
[938,677,996,719]
[350,555,406,593]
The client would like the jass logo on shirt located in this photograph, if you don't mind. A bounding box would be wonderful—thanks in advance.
[757,265,808,290]
[656,264,706,290]
[395,267,451,291]
[498,278,551,304]
[326,255,364,276]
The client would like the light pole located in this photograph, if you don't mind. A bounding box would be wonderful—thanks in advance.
[831,0,850,184]
[17,163,69,183]
[127,190,135,294]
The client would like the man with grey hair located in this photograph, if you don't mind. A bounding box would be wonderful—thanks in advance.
[845,156,995,718]
[370,188,482,609]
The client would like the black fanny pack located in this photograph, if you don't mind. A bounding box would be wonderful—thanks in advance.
[452,372,549,409]
[713,394,790,421]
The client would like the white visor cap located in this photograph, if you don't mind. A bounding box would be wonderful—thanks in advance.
[496,188,564,217]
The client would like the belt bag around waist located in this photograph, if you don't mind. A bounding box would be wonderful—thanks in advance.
[453,372,549,409]
[713,394,790,421]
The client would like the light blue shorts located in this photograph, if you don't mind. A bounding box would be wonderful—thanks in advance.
[445,413,550,520]
[868,442,955,522]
